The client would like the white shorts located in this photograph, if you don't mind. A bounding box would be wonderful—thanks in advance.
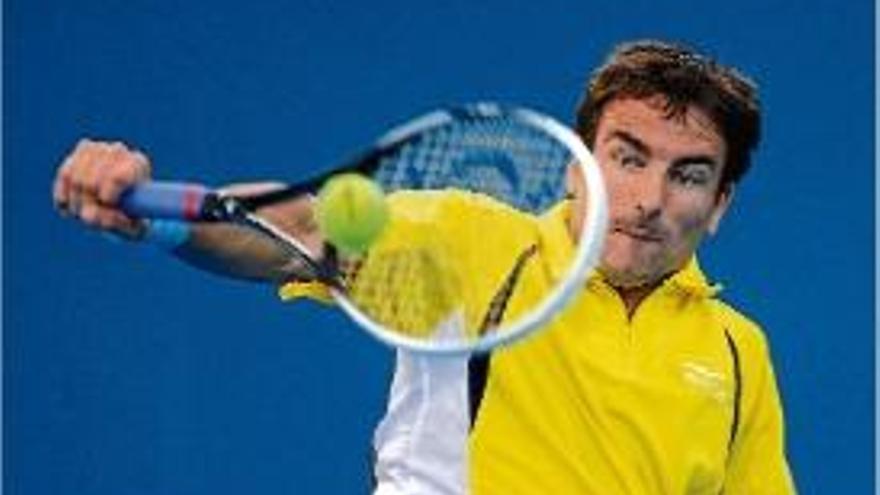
[371,349,471,495]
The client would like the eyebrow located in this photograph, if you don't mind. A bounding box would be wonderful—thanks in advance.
[604,129,720,169]
[605,130,649,155]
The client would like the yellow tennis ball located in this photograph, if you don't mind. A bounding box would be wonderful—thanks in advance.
[315,173,389,255]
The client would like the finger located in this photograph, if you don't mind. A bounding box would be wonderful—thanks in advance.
[96,144,152,205]
[131,149,152,181]
[76,201,140,234]
[53,139,91,212]
[65,139,108,208]
[78,201,103,228]
[78,141,118,199]
[67,174,90,218]
[109,213,146,239]
[53,166,73,214]
[100,207,145,238]
[97,143,139,204]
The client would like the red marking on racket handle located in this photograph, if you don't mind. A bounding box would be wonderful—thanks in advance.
[182,186,202,221]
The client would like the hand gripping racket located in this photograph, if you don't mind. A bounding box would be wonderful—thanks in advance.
[119,103,607,354]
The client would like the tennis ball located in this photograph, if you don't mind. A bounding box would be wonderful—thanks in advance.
[315,173,389,255]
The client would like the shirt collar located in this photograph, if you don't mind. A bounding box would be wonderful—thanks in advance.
[662,256,722,298]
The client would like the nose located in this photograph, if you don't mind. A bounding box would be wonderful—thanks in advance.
[633,167,665,219]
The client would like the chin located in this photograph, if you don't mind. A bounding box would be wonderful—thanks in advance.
[599,248,684,290]
[597,265,657,289]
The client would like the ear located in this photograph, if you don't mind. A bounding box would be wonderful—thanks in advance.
[707,184,734,235]
[565,163,583,197]
[565,163,587,240]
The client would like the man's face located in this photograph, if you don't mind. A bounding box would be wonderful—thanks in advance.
[588,96,732,289]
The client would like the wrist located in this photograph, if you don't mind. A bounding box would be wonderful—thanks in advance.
[142,219,191,250]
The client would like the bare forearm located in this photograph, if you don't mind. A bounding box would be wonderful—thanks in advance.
[169,222,297,284]
[166,184,324,284]
[53,140,323,284]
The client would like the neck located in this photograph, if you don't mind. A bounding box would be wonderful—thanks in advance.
[614,284,658,319]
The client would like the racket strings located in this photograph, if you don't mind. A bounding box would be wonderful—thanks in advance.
[372,116,571,215]
[252,106,597,351]
[335,114,578,345]
[345,245,467,339]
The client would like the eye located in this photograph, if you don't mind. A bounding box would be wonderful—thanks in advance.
[669,164,713,187]
[609,146,646,170]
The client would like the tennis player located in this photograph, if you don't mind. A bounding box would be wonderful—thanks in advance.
[465,41,796,494]
[53,39,795,494]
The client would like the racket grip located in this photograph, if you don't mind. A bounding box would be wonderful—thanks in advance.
[119,182,211,221]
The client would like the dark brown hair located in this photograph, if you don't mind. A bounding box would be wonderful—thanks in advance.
[576,40,761,190]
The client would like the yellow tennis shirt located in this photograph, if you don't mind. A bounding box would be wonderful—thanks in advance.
[280,190,795,494]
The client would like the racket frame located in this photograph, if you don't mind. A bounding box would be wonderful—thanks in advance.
[330,106,608,355]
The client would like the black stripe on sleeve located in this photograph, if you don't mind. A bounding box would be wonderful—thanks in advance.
[468,244,538,428]
[724,328,742,451]
[468,353,492,428]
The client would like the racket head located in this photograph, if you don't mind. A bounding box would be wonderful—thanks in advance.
[315,103,608,355]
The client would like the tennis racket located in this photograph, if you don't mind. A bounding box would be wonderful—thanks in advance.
[119,103,607,354]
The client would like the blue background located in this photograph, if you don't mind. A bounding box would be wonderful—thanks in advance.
[5,1,874,493]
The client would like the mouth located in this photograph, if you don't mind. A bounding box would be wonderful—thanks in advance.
[614,227,664,243]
